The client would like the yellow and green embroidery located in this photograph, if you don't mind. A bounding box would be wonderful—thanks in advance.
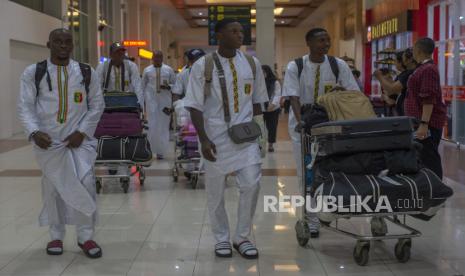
[57,66,69,124]
[228,58,239,113]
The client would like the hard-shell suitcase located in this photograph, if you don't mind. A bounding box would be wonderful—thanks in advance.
[104,91,139,111]
[311,116,414,156]
[94,111,142,138]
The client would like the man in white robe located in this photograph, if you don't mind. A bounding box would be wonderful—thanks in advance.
[283,28,360,238]
[141,51,176,160]
[96,42,143,106]
[17,29,104,258]
[184,20,268,259]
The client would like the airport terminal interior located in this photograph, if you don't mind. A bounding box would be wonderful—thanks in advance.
[1,0,465,275]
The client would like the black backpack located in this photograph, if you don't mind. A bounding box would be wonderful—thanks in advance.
[34,60,91,96]
[294,55,339,83]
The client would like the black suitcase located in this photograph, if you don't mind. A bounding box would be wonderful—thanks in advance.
[311,116,414,156]
[97,136,152,162]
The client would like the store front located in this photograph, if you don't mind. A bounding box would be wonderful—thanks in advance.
[365,11,414,97]
[428,0,465,143]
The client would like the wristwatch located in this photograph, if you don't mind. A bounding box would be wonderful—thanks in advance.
[420,120,429,125]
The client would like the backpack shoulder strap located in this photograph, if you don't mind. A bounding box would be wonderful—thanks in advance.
[244,54,256,80]
[204,54,214,98]
[328,56,340,83]
[35,60,52,96]
[294,57,304,79]
[78,62,92,95]
[103,60,112,91]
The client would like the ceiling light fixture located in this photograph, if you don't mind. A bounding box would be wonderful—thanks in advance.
[251,7,284,15]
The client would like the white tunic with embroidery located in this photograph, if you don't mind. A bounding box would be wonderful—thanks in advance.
[17,59,104,226]
[141,64,176,156]
[184,51,268,175]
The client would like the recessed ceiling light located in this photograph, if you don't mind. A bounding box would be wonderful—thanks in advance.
[281,20,285,24]
[199,12,203,16]
[202,19,206,22]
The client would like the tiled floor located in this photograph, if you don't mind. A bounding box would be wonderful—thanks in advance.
[0,114,464,276]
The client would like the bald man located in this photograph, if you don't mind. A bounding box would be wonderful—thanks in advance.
[17,29,104,258]
[141,51,176,159]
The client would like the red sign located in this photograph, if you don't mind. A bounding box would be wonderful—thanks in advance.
[122,40,147,47]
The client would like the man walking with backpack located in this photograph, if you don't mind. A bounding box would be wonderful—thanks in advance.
[184,19,268,259]
[282,28,360,237]
[141,50,176,160]
[17,28,104,258]
[96,42,143,105]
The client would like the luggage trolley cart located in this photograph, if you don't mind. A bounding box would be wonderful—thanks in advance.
[172,129,203,189]
[94,160,150,194]
[294,132,422,266]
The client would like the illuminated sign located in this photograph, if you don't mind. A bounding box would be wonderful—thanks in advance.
[367,11,412,42]
[139,48,153,59]
[123,40,147,47]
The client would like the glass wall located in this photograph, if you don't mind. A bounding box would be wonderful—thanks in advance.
[67,0,89,63]
[429,0,465,143]
[10,0,62,19]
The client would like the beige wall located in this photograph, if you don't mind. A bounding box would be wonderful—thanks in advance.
[0,1,65,138]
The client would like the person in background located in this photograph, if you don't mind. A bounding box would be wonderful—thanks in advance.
[141,50,176,160]
[96,42,143,105]
[405,37,446,179]
[17,29,104,258]
[374,48,417,116]
[172,48,206,102]
[261,65,282,153]
[283,27,360,238]
[352,69,363,92]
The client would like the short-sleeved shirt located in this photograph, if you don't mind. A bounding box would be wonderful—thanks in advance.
[405,61,446,129]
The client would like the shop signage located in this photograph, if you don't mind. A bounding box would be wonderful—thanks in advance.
[138,48,153,59]
[367,11,412,42]
[208,5,252,46]
[123,40,147,47]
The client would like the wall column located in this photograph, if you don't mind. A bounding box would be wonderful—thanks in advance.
[256,0,275,67]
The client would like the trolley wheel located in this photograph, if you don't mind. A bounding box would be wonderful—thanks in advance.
[394,238,411,263]
[190,174,198,189]
[96,179,102,194]
[295,220,310,247]
[353,241,370,266]
[139,168,145,186]
[121,178,130,193]
[172,168,178,182]
[371,217,388,237]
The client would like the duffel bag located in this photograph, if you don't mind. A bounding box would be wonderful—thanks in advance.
[313,169,454,222]
[104,91,140,111]
[317,90,376,121]
[314,144,423,177]
[97,136,152,162]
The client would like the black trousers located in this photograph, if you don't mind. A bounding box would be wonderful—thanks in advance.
[263,109,280,144]
[417,127,443,179]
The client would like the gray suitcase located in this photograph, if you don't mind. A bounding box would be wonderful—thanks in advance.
[311,116,415,157]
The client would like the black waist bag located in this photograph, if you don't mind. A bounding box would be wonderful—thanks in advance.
[97,136,152,162]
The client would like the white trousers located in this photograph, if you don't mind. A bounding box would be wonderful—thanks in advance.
[205,164,261,244]
[50,224,94,244]
[288,111,320,230]
[41,171,96,243]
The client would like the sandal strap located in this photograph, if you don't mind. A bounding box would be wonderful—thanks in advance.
[80,240,101,252]
[215,242,232,250]
[47,240,63,248]
[236,241,257,254]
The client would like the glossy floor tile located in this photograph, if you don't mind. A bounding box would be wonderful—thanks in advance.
[0,114,464,275]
